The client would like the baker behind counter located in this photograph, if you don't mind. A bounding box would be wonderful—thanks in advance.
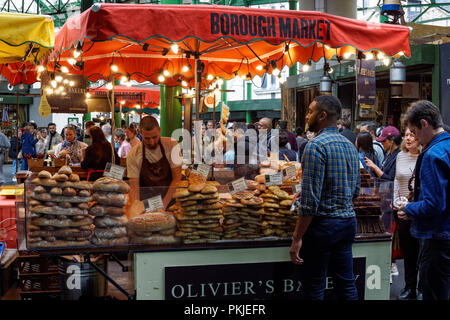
[126,116,182,209]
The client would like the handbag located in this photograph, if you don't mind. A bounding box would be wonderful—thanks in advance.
[391,220,404,260]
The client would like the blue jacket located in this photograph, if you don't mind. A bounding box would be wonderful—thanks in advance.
[21,132,38,158]
[405,131,450,240]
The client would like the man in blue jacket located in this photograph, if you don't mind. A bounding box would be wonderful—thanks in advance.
[397,100,450,300]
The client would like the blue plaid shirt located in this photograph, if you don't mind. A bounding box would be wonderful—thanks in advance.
[299,127,360,218]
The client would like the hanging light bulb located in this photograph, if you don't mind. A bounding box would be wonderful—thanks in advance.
[272,68,280,77]
[217,78,224,86]
[181,80,188,87]
[61,91,67,96]
[325,44,331,50]
[68,58,76,65]
[69,80,75,87]
[256,65,263,71]
[120,76,128,84]
[171,44,179,54]
[86,92,91,99]
[365,52,374,60]
[398,51,405,56]
[63,79,69,84]
[182,65,189,73]
[110,64,118,72]
[120,100,126,105]
[37,65,45,73]
[328,67,334,74]
[55,75,63,82]
[51,80,57,88]
[377,52,385,60]
[207,74,214,81]
[106,82,113,90]
[73,50,81,58]
[135,104,141,109]
[383,58,391,66]
[158,74,165,82]
[46,87,53,95]
[61,66,69,73]
[163,70,170,77]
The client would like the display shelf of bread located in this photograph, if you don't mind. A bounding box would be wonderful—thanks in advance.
[127,201,180,245]
[222,190,264,240]
[27,166,94,248]
[89,177,130,246]
[259,186,297,238]
[360,168,375,188]
[352,194,382,217]
[169,173,223,244]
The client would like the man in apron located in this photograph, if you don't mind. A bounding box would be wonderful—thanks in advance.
[127,116,182,208]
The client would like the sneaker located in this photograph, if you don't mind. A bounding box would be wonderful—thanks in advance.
[391,264,399,276]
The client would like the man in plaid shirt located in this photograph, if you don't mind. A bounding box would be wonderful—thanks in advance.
[290,95,361,300]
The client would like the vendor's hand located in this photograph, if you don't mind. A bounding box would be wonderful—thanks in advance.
[59,149,70,157]
[397,210,409,221]
[289,238,304,265]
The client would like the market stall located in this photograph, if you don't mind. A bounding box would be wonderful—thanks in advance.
[19,3,411,300]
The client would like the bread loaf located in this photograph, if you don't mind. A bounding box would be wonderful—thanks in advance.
[128,212,176,232]
[69,173,80,182]
[53,174,68,182]
[129,234,180,245]
[93,192,127,207]
[30,205,87,217]
[38,170,52,179]
[94,215,128,228]
[94,227,127,239]
[29,239,90,248]
[91,236,128,246]
[89,205,127,217]
[93,177,130,193]
[58,165,73,175]
[31,216,93,228]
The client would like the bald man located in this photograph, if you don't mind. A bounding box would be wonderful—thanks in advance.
[257,117,278,158]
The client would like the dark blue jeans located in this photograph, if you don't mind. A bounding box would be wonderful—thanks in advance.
[300,216,358,300]
[418,239,450,300]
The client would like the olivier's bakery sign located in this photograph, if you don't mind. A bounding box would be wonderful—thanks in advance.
[165,258,365,300]
[210,13,331,40]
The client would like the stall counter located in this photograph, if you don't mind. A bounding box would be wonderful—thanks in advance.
[134,237,391,300]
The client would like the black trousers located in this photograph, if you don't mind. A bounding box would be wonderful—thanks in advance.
[398,219,420,291]
[418,239,450,300]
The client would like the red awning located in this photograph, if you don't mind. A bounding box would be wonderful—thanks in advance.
[49,4,411,88]
[89,85,160,108]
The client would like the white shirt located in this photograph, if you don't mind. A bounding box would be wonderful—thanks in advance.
[126,137,182,179]
[394,151,419,200]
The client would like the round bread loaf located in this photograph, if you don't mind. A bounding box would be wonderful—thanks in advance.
[128,212,176,232]
[78,189,91,197]
[69,173,80,182]
[38,170,52,179]
[63,187,77,196]
[89,205,127,217]
[94,215,128,228]
[94,227,127,239]
[93,192,127,207]
[58,165,72,176]
[91,236,128,246]
[53,174,68,182]
[29,229,92,238]
[129,234,180,245]
[31,216,93,228]
[29,239,90,248]
[32,178,58,187]
[34,186,46,194]
[30,205,86,217]
[73,181,92,190]
[93,177,130,193]
[50,187,63,196]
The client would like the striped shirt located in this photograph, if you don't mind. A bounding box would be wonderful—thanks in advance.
[299,127,361,218]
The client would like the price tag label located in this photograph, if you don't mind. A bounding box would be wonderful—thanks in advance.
[292,184,302,194]
[282,166,297,181]
[191,164,211,178]
[143,195,164,212]
[265,173,283,186]
[227,177,247,195]
[103,162,125,180]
